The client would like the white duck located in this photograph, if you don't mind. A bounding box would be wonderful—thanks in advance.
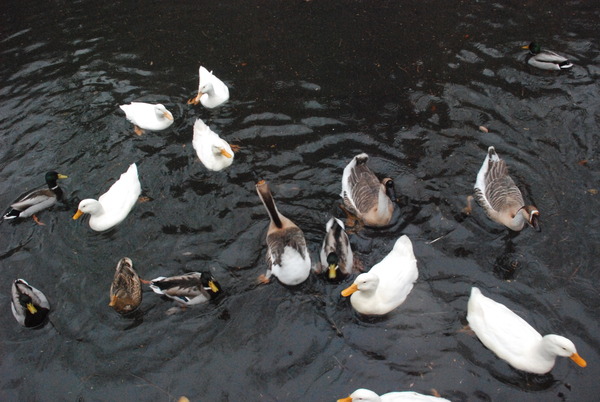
[192,118,234,171]
[119,102,174,135]
[341,235,417,315]
[467,287,587,374]
[11,279,50,328]
[187,66,229,108]
[315,217,354,281]
[522,42,573,71]
[341,153,395,227]
[338,388,450,402]
[256,180,311,286]
[72,163,141,231]
[474,146,540,231]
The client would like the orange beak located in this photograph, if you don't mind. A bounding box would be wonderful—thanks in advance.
[108,294,118,307]
[220,148,233,158]
[341,283,359,297]
[72,209,84,220]
[163,111,174,120]
[521,45,529,49]
[337,397,353,402]
[570,353,587,368]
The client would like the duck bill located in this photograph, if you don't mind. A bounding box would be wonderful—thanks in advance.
[570,352,587,367]
[58,174,68,179]
[108,294,118,307]
[187,93,202,105]
[220,148,233,158]
[341,283,358,297]
[328,264,338,279]
[26,302,38,314]
[208,280,219,293]
[163,111,174,120]
[521,45,529,49]
[337,397,353,402]
[72,209,84,220]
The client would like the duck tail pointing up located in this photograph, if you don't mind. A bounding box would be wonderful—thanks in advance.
[256,180,283,229]
[355,153,369,165]
[487,146,499,161]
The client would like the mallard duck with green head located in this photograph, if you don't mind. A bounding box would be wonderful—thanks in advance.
[522,42,573,71]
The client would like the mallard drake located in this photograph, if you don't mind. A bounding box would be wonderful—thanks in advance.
[522,42,573,71]
[338,388,450,402]
[73,163,141,231]
[108,257,142,314]
[148,272,222,306]
[341,235,417,315]
[192,118,234,171]
[467,287,587,374]
[341,153,395,227]
[474,146,540,232]
[3,171,68,225]
[119,102,174,135]
[187,66,229,108]
[11,279,50,328]
[314,217,354,281]
[256,180,311,286]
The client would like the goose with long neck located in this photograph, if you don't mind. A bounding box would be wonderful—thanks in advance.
[474,146,540,231]
[256,180,311,286]
[341,153,395,227]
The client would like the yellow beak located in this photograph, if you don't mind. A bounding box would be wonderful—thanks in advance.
[58,174,68,179]
[72,209,84,220]
[521,45,529,49]
[570,352,587,368]
[26,302,38,314]
[220,148,233,158]
[209,281,219,293]
[341,283,359,297]
[328,264,337,279]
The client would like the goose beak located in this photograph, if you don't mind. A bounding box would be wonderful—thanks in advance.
[163,111,174,120]
[570,353,587,368]
[26,302,38,314]
[72,209,84,220]
[328,264,338,279]
[58,174,68,179]
[220,148,233,158]
[208,280,220,293]
[341,283,359,297]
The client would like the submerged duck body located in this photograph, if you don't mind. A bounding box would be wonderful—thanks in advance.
[119,102,174,134]
[341,235,417,315]
[11,279,50,328]
[315,217,354,281]
[192,118,234,171]
[341,153,395,227]
[149,272,222,306]
[338,388,450,402]
[474,146,540,231]
[467,287,587,374]
[73,163,141,231]
[3,171,68,222]
[109,257,142,314]
[256,180,311,286]
[522,42,573,71]
[188,66,229,108]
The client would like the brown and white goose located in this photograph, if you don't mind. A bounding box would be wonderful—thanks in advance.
[256,180,311,286]
[474,146,540,232]
[341,153,395,227]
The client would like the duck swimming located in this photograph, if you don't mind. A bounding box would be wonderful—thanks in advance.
[73,163,141,231]
[148,272,222,307]
[11,279,50,328]
[341,235,417,315]
[192,118,234,171]
[256,180,311,286]
[341,153,395,227]
[109,257,142,314]
[315,217,354,281]
[3,171,68,225]
[187,66,229,108]
[338,388,450,402]
[474,146,540,231]
[522,42,573,71]
[467,287,587,374]
[119,102,174,135]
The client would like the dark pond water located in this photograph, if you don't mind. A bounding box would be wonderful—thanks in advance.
[1,1,599,401]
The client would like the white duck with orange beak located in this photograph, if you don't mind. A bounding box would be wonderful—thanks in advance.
[192,118,234,171]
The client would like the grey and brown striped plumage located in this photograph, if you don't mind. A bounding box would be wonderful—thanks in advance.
[109,257,142,314]
[149,272,221,306]
[474,146,540,231]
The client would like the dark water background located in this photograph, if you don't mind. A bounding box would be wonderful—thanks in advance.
[1,1,599,401]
